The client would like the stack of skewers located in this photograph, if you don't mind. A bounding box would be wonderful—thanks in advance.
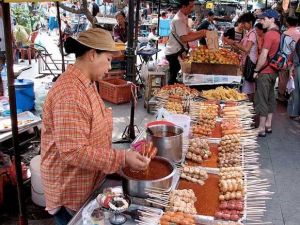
[145,188,198,215]
[216,102,273,224]
[190,102,219,137]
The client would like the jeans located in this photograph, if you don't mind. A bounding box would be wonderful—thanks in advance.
[166,53,181,85]
[53,207,73,225]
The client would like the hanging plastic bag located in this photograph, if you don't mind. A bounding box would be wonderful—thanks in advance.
[148,60,158,71]
[286,76,295,94]
[156,107,171,120]
[35,82,52,116]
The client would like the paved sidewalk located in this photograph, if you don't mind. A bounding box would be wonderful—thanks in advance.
[259,103,300,225]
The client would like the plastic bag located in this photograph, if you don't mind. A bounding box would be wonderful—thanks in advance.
[164,114,191,137]
[34,82,52,116]
[156,108,171,120]
[286,77,295,94]
[148,60,158,71]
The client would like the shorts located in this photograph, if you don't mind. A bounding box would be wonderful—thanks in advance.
[254,73,278,117]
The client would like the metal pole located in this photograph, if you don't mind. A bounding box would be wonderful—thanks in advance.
[2,2,28,225]
[265,0,268,9]
[134,0,141,44]
[156,0,161,59]
[56,1,65,72]
[127,0,136,140]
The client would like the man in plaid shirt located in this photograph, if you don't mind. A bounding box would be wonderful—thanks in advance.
[41,28,148,225]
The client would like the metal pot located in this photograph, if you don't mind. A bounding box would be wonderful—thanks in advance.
[121,156,176,198]
[146,124,183,162]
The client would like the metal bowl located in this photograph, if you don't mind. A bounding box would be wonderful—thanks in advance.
[146,125,183,162]
[121,156,176,198]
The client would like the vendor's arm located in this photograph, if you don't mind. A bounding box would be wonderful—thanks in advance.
[53,98,125,174]
[180,30,207,43]
[173,19,206,43]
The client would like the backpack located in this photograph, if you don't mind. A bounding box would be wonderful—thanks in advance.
[269,33,296,71]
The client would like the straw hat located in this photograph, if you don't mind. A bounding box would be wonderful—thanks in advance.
[71,28,120,53]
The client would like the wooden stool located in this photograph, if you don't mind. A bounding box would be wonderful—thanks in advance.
[144,71,167,113]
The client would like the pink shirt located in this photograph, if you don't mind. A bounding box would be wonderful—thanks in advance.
[284,27,300,42]
[241,29,258,64]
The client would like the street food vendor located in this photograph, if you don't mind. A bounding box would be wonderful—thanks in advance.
[41,28,148,225]
[165,0,207,85]
[113,11,127,43]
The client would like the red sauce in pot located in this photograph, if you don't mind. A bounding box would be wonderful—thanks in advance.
[123,158,173,180]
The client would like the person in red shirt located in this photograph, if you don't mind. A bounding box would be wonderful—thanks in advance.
[253,9,281,137]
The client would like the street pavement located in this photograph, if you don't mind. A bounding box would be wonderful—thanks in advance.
[1,32,300,225]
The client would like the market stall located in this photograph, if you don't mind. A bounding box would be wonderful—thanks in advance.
[181,46,242,86]
[69,84,271,225]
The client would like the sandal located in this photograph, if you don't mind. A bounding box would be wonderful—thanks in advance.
[290,116,300,121]
[258,131,266,137]
[265,127,272,134]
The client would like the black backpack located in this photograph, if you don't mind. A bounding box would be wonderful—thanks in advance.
[92,3,100,17]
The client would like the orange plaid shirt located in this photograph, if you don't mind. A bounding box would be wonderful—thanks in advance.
[41,65,126,212]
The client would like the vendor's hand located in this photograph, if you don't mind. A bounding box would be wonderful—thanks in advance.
[198,30,207,38]
[125,150,149,171]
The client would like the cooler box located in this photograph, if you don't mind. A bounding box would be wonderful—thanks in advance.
[15,79,35,112]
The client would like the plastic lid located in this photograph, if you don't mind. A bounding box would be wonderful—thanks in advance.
[14,79,34,87]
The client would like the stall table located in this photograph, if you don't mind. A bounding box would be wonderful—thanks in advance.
[0,120,41,143]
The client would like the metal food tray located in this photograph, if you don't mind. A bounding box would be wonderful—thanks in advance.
[180,144,247,224]
[0,111,41,133]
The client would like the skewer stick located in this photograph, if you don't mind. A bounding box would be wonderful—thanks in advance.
[145,199,169,207]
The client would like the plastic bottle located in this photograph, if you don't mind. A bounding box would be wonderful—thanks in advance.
[1,64,8,97]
